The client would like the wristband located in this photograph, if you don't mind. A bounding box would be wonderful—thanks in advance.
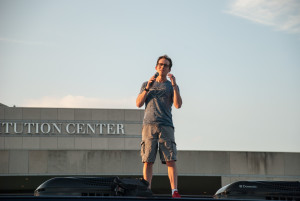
[144,88,149,92]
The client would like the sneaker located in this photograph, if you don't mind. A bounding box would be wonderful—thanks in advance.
[172,190,181,198]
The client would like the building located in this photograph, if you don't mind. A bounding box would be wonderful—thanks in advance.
[0,104,299,196]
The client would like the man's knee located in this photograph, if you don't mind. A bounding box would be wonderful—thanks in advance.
[144,162,154,168]
[166,160,176,167]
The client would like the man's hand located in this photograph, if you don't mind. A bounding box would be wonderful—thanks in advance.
[167,73,177,86]
[136,75,157,108]
[146,75,157,90]
[167,73,182,109]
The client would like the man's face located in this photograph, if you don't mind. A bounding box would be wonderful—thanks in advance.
[155,58,171,76]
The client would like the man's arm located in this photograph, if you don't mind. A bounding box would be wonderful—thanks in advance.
[173,85,182,109]
[136,90,148,108]
[136,75,156,108]
[168,74,182,109]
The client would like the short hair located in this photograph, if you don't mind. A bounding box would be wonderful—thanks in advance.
[156,55,173,69]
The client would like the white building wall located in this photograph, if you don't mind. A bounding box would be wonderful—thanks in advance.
[0,105,299,189]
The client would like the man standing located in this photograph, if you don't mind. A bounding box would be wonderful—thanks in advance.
[136,55,182,198]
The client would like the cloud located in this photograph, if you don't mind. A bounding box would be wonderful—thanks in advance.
[226,0,300,34]
[23,95,137,109]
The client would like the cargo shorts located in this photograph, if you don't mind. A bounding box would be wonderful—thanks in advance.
[140,124,177,164]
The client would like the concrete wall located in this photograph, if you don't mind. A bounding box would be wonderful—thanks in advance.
[1,105,299,188]
[177,151,300,186]
[0,150,299,184]
[0,106,143,150]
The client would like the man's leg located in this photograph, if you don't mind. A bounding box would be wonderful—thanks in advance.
[166,161,178,190]
[143,162,154,189]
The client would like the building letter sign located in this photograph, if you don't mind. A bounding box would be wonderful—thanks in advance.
[0,122,125,135]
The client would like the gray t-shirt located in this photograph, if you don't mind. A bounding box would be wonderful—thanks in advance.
[139,80,177,127]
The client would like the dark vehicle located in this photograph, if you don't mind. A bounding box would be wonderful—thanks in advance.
[214,181,300,200]
[34,177,152,197]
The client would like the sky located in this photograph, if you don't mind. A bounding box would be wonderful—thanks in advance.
[0,0,299,153]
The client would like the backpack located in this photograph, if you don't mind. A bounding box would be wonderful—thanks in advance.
[114,177,153,197]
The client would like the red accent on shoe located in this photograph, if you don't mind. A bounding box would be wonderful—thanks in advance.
[172,191,181,198]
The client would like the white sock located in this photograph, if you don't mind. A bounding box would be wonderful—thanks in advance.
[172,189,178,195]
